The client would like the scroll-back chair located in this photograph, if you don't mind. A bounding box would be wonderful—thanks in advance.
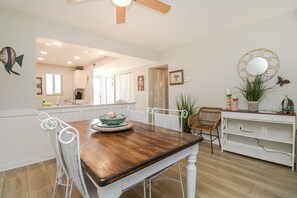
[37,112,72,198]
[149,108,188,198]
[57,119,99,198]
[127,106,152,124]
[57,118,147,198]
[188,107,222,154]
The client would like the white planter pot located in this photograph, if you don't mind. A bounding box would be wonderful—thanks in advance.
[247,101,259,112]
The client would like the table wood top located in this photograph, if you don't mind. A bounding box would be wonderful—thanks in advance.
[68,119,203,187]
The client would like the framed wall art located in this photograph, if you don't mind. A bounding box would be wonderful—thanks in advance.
[169,70,184,85]
[137,75,144,91]
[36,77,42,95]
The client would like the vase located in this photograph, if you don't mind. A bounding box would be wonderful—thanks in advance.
[247,101,258,112]
[232,97,239,111]
[226,94,232,110]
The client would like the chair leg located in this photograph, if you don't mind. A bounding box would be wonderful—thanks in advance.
[217,128,221,148]
[143,180,146,198]
[177,162,185,198]
[52,179,57,198]
[65,178,70,198]
[149,178,152,198]
[68,179,74,198]
[210,131,213,154]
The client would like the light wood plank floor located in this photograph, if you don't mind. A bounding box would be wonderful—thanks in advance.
[1,142,297,198]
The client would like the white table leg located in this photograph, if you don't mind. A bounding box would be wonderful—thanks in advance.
[97,181,122,198]
[186,144,198,198]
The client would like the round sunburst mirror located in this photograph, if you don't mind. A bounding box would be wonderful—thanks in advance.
[237,48,279,82]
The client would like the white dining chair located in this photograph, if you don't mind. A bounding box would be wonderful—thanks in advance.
[37,113,73,198]
[55,120,97,198]
[56,117,147,198]
[149,108,188,198]
[127,106,152,123]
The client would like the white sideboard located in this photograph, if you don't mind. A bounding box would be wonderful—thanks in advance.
[221,110,296,170]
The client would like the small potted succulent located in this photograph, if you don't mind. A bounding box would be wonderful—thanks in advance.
[239,75,273,112]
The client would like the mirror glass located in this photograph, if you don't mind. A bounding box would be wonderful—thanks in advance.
[246,57,268,76]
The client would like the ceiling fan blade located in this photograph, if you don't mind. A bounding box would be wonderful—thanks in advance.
[116,6,126,24]
[135,0,171,14]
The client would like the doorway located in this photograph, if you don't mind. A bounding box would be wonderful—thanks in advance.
[148,65,169,109]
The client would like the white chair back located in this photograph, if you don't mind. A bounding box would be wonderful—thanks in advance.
[152,108,188,132]
[127,106,152,123]
[37,113,69,178]
[57,119,91,198]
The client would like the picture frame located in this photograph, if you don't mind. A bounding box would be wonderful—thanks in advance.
[36,77,42,95]
[169,70,184,85]
[137,75,144,91]
[36,77,42,85]
[37,86,42,95]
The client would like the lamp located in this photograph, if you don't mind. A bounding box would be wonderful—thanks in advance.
[112,0,132,7]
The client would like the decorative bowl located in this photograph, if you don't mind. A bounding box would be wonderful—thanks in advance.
[98,113,127,125]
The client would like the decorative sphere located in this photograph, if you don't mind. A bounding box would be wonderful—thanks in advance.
[107,111,117,119]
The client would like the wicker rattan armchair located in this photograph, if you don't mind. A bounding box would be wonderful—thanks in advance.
[188,107,222,154]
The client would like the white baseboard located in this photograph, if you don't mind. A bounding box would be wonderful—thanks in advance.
[0,155,56,172]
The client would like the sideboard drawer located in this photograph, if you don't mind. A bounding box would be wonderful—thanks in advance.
[222,111,295,124]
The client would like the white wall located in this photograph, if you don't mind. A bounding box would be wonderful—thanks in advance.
[159,11,297,111]
[36,63,75,105]
[132,65,150,107]
[83,64,94,102]
[0,9,36,110]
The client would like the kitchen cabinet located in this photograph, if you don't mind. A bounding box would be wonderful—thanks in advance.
[221,110,296,170]
[73,70,87,89]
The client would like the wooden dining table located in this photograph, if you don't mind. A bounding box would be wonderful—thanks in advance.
[68,119,203,198]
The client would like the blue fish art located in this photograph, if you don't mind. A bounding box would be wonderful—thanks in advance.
[0,47,24,75]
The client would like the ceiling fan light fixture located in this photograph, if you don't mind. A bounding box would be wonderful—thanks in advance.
[112,0,132,7]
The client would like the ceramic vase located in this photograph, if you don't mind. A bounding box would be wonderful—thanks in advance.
[248,101,258,112]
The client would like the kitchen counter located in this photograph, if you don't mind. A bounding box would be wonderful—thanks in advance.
[37,102,135,122]
[38,102,136,110]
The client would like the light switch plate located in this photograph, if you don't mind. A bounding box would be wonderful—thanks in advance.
[184,77,190,82]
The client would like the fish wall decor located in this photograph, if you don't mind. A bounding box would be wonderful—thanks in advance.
[0,47,24,75]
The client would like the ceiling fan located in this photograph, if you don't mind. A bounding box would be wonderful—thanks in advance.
[67,0,171,24]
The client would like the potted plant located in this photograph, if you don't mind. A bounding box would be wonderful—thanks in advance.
[175,93,197,133]
[239,75,273,112]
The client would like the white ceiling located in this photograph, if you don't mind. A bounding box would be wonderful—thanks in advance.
[1,0,297,52]
[36,37,106,66]
[36,37,155,73]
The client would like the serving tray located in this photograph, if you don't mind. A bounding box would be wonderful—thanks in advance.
[91,122,134,132]
[97,122,128,128]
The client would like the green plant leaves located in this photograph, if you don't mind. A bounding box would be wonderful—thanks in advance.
[175,93,197,133]
[239,75,273,101]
